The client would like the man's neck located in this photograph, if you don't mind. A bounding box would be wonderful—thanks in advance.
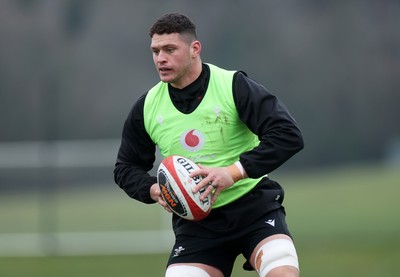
[170,59,203,89]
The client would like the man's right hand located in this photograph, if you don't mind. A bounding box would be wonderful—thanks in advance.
[150,183,172,213]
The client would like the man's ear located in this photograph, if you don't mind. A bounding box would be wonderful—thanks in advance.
[191,40,202,57]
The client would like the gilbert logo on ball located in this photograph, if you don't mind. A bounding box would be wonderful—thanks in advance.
[157,155,211,221]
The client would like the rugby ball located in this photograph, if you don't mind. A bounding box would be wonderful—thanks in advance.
[157,155,211,221]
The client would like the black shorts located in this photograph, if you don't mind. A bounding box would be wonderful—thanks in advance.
[167,178,293,277]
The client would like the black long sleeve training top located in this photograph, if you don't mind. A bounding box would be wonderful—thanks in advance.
[114,64,304,203]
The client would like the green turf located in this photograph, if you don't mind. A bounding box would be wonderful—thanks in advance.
[0,238,398,277]
[0,163,399,276]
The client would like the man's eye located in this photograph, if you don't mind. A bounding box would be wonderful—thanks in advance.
[167,48,175,53]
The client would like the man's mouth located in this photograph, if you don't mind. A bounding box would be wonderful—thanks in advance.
[159,67,171,73]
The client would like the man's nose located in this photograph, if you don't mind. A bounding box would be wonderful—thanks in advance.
[156,51,167,63]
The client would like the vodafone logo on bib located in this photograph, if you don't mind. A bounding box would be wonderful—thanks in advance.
[180,129,205,152]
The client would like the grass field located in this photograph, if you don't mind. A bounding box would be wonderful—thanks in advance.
[0,163,399,276]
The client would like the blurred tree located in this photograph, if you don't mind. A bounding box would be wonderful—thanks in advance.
[0,0,399,168]
[62,0,92,39]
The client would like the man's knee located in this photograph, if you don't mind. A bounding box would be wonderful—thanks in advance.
[165,265,211,277]
[254,239,299,277]
[165,264,223,277]
[266,265,299,277]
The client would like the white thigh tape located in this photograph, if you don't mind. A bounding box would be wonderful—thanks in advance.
[255,239,299,276]
[165,265,211,277]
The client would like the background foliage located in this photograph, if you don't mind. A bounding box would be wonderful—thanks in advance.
[0,0,399,166]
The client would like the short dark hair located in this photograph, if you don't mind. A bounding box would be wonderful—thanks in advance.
[149,13,197,40]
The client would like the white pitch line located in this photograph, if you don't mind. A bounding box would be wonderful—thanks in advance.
[0,230,174,257]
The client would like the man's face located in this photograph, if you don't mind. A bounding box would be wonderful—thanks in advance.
[151,33,199,89]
